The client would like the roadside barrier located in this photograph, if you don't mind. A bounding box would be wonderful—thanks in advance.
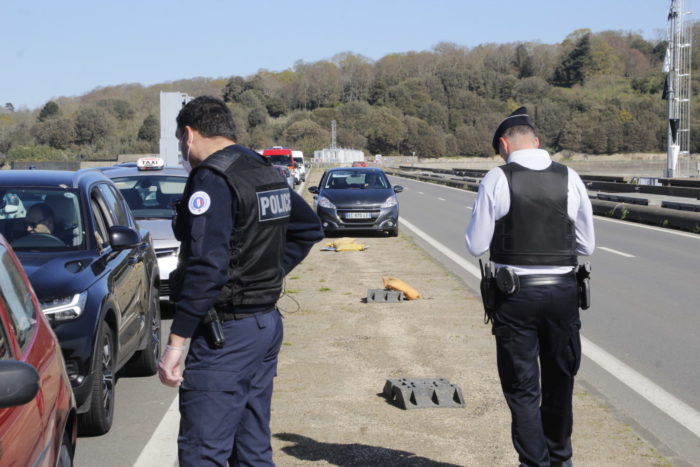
[386,169,700,233]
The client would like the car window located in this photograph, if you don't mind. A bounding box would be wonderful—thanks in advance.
[0,245,36,352]
[90,194,110,249]
[0,188,85,251]
[97,183,129,226]
[323,171,388,190]
[0,315,11,359]
[111,175,186,220]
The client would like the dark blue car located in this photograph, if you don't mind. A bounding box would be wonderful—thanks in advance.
[0,170,160,435]
[308,167,403,236]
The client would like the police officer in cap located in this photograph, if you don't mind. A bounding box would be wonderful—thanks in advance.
[465,107,595,467]
[158,96,323,466]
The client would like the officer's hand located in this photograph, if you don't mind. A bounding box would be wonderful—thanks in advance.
[158,345,185,387]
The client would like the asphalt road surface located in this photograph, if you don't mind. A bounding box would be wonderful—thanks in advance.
[388,174,700,465]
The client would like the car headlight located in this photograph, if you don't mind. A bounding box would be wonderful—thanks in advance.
[318,196,335,209]
[381,196,398,208]
[41,292,88,322]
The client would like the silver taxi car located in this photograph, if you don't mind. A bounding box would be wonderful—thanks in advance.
[102,157,186,301]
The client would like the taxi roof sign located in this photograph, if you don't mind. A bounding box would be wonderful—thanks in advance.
[137,157,164,171]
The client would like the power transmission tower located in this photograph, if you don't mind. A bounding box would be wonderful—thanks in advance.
[665,0,692,178]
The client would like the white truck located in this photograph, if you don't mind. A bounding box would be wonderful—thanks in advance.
[292,150,306,183]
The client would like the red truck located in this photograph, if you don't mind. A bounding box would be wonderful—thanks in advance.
[261,147,297,183]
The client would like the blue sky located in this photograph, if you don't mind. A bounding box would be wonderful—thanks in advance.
[1,0,673,110]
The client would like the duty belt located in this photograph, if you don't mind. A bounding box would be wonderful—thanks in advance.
[213,307,275,322]
[517,273,576,287]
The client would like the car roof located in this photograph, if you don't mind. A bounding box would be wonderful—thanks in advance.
[0,169,112,189]
[327,167,384,173]
[101,166,188,178]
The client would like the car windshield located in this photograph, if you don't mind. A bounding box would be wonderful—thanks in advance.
[0,188,85,251]
[323,171,389,190]
[111,176,186,219]
[265,155,293,166]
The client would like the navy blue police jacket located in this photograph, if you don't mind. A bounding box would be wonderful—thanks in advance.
[170,145,323,338]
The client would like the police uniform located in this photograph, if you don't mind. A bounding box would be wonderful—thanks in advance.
[169,144,323,466]
[466,109,595,467]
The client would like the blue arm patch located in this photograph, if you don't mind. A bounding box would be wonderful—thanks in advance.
[257,188,291,222]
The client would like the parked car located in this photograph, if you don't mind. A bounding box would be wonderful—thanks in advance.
[351,161,367,167]
[273,164,295,189]
[102,157,187,301]
[308,167,403,236]
[0,233,77,466]
[0,169,161,435]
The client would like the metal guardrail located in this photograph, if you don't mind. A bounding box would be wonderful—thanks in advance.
[596,193,649,206]
[388,168,700,233]
[661,201,700,212]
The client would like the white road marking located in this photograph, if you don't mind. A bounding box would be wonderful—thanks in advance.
[399,216,700,438]
[582,337,700,438]
[399,218,482,278]
[134,394,180,467]
[437,197,446,201]
[418,191,424,195]
[598,246,635,258]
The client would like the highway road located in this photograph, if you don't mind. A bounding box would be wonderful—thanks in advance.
[73,173,700,466]
[388,174,700,465]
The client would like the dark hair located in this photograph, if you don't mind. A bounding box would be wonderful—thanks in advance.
[176,96,237,141]
[503,125,536,139]
[27,203,54,225]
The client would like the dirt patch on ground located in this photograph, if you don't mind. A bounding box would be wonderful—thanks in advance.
[269,170,667,466]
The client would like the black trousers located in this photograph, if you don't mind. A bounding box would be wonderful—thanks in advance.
[491,279,581,467]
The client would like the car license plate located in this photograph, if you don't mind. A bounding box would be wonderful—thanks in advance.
[345,212,371,219]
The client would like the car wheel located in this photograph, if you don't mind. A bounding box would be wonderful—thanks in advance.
[57,432,74,467]
[125,286,161,376]
[78,324,115,436]
[389,225,399,237]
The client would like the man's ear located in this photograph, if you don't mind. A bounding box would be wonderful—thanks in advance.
[534,136,540,148]
[499,137,509,155]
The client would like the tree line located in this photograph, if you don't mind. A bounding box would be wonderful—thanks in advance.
[2,26,699,164]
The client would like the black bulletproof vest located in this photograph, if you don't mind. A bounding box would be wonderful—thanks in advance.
[175,146,290,307]
[489,162,577,266]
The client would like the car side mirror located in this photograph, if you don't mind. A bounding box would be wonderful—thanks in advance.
[109,225,141,250]
[308,186,319,194]
[0,361,39,408]
[393,186,404,193]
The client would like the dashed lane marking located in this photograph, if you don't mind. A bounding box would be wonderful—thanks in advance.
[598,246,635,258]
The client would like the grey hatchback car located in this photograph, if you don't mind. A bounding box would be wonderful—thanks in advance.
[308,167,403,236]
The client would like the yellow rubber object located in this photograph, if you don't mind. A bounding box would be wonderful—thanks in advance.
[382,276,422,300]
[335,243,366,251]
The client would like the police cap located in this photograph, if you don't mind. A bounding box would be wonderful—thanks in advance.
[492,106,534,154]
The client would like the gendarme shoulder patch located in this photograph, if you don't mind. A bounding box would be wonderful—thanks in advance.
[188,191,211,215]
[257,188,291,222]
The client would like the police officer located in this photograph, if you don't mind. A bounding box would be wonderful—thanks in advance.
[158,96,323,466]
[465,107,595,467]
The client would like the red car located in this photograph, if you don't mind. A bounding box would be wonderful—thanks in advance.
[0,234,77,466]
[351,161,367,167]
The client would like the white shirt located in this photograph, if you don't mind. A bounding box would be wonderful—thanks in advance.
[465,148,595,275]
